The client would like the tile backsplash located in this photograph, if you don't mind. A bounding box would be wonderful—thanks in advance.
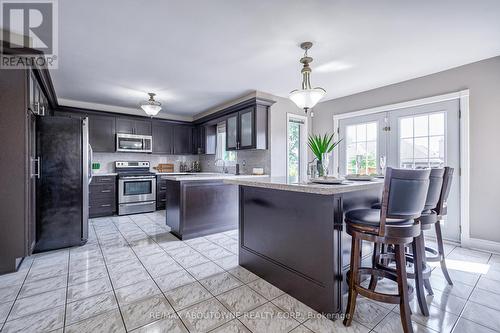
[93,150,270,175]
[199,150,270,175]
[92,153,199,173]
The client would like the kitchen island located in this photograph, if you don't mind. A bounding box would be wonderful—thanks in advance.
[163,173,267,240]
[224,177,383,317]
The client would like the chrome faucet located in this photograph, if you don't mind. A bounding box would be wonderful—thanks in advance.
[214,158,227,173]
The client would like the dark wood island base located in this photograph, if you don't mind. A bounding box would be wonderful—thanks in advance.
[166,179,239,240]
[228,178,382,317]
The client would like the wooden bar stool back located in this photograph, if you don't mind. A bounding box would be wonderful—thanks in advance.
[373,168,445,317]
[344,167,430,333]
[424,167,454,290]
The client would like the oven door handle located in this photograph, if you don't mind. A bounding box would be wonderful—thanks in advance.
[120,201,155,206]
[119,177,156,181]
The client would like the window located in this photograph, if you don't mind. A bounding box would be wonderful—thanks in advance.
[345,122,378,175]
[216,122,236,162]
[399,112,445,169]
[287,114,307,182]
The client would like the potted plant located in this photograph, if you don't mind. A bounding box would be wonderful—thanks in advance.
[308,133,342,177]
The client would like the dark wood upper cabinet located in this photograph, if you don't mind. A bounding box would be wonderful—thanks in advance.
[116,118,151,135]
[225,105,267,151]
[115,118,135,134]
[152,122,173,154]
[134,119,152,135]
[89,115,116,152]
[173,125,193,155]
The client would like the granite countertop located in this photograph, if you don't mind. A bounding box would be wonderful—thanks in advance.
[223,176,384,195]
[159,173,269,181]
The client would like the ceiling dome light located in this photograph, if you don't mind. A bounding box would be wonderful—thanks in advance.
[289,42,326,114]
[140,92,162,117]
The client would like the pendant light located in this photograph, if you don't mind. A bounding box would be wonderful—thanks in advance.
[289,42,326,113]
[140,92,162,117]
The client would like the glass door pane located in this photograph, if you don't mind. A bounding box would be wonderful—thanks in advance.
[239,109,254,148]
[388,99,460,241]
[338,113,387,176]
[287,120,301,182]
[397,112,446,169]
[226,115,238,150]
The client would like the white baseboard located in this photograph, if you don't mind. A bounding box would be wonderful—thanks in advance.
[461,238,500,255]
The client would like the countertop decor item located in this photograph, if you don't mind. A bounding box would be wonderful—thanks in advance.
[289,42,326,114]
[308,133,342,177]
[345,174,376,181]
[154,163,174,173]
[140,92,162,117]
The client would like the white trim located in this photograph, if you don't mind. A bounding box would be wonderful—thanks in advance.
[462,238,500,255]
[58,98,193,122]
[333,90,471,248]
[286,113,308,181]
[332,91,467,121]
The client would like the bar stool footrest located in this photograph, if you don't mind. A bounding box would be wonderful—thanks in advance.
[347,267,414,304]
[424,245,443,262]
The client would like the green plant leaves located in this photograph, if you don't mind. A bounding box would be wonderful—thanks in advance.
[307,133,342,161]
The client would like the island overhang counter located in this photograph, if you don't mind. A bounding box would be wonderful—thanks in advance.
[223,177,383,317]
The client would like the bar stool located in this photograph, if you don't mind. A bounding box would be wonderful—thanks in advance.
[344,168,430,333]
[371,168,445,317]
[423,167,454,291]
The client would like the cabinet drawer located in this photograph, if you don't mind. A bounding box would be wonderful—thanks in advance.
[91,176,116,184]
[90,183,115,196]
[89,204,115,217]
[90,195,115,207]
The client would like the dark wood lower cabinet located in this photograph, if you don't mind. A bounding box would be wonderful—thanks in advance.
[156,175,168,210]
[166,179,238,240]
[89,176,116,217]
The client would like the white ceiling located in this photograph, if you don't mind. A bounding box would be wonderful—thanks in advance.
[48,0,500,118]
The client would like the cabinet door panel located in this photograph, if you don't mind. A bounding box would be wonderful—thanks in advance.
[134,120,152,136]
[115,118,135,134]
[239,108,254,149]
[173,126,193,154]
[226,115,238,150]
[152,123,173,154]
[89,115,116,152]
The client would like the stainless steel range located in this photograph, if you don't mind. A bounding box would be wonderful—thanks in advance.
[115,161,156,215]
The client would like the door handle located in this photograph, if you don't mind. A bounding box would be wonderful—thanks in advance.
[101,189,111,193]
[33,157,41,179]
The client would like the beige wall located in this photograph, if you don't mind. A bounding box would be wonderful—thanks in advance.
[312,56,500,243]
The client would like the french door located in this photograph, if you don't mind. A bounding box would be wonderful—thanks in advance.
[338,99,460,241]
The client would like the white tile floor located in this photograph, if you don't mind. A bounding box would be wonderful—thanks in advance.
[0,211,499,332]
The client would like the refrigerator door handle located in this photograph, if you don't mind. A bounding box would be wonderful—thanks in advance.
[88,144,93,184]
[34,157,41,179]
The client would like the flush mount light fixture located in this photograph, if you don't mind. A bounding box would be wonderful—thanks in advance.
[140,92,162,117]
[289,42,326,114]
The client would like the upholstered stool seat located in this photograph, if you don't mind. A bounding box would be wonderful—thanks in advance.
[346,209,413,226]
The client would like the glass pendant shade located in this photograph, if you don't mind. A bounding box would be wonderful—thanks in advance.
[288,42,326,113]
[289,87,326,110]
[141,104,161,116]
[140,92,161,116]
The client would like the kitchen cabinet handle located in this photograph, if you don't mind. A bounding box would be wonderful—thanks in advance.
[100,204,111,207]
[99,178,112,182]
[101,189,111,193]
[40,105,45,116]
[160,187,167,190]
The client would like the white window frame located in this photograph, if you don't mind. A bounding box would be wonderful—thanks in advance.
[216,122,236,164]
[286,113,308,181]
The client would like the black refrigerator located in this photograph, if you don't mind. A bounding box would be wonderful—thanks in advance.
[34,116,91,252]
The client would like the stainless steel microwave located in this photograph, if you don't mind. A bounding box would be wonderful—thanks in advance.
[116,133,152,153]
